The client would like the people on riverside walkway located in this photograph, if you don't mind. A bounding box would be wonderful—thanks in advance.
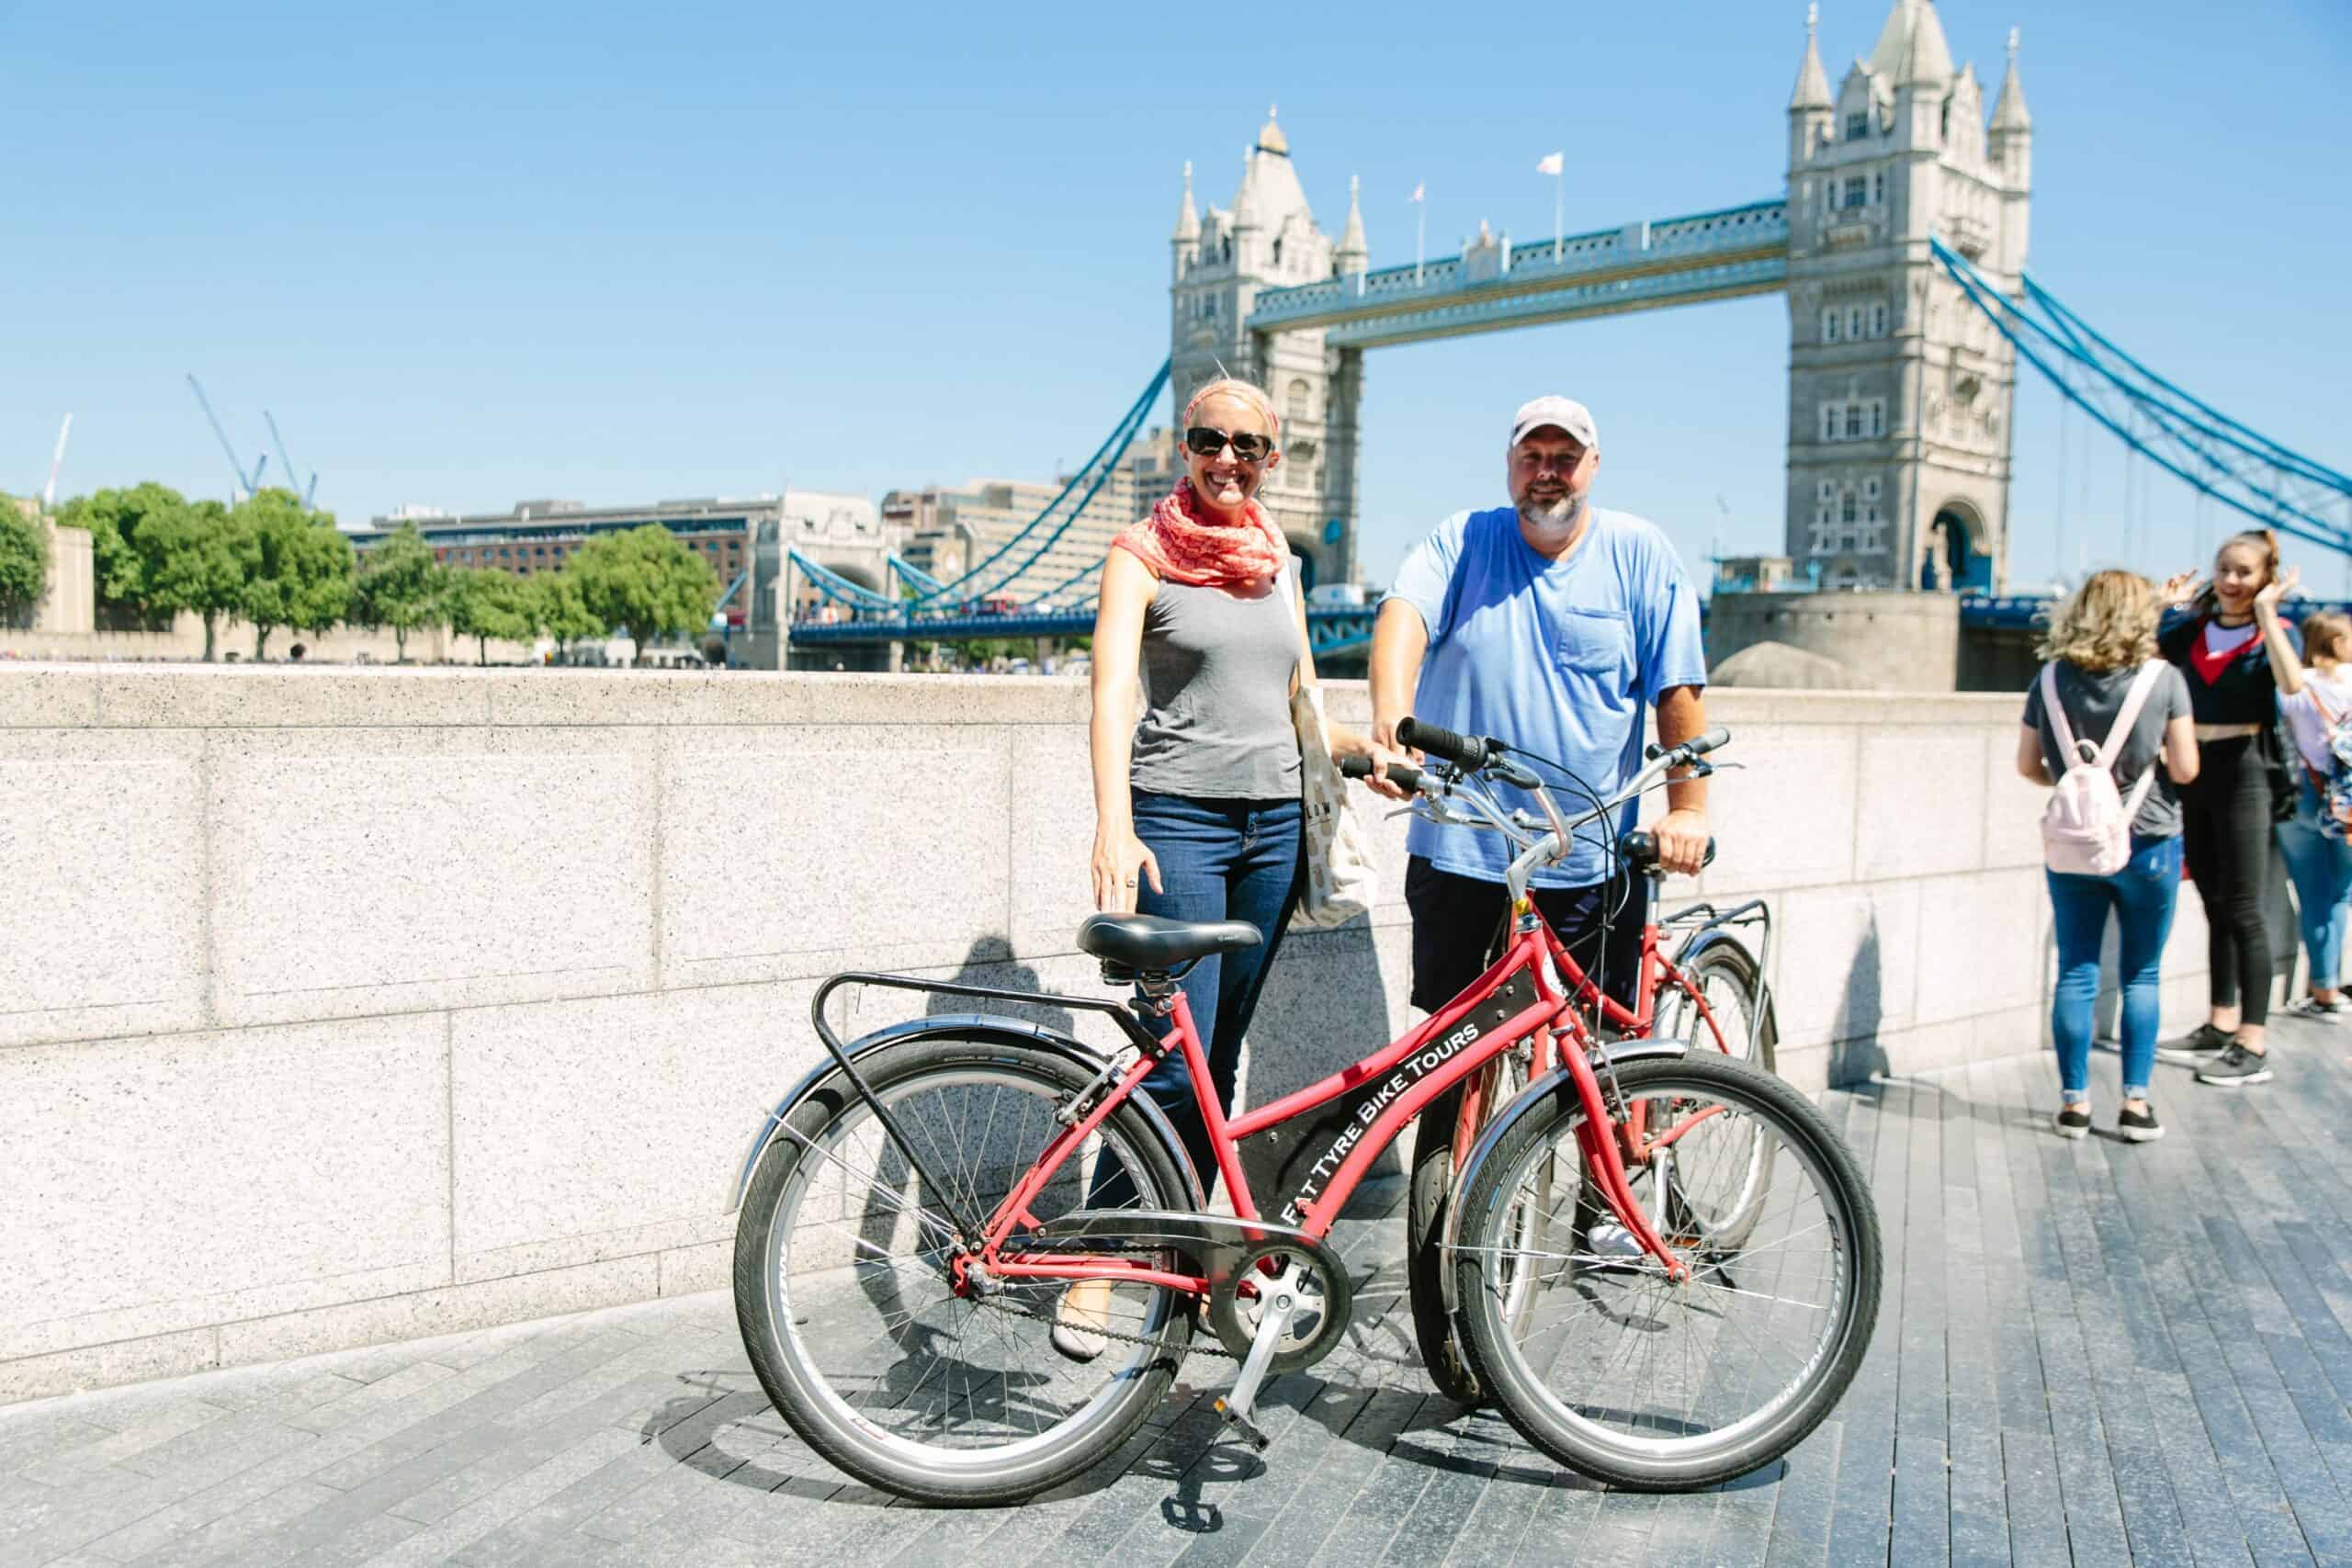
[2270,610,2352,1022]
[1365,393,1708,1394]
[2018,570,2199,1141]
[1059,376,1374,1360]
[2154,533,2301,1088]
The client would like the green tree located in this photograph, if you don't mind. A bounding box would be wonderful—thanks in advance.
[444,568,540,665]
[237,490,355,659]
[0,495,49,625]
[141,499,251,661]
[530,569,605,657]
[56,482,189,620]
[355,524,446,662]
[571,525,718,663]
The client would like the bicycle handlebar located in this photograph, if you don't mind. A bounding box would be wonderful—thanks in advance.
[1647,727,1730,762]
[1621,829,1719,871]
[1350,719,1736,898]
[1395,716,1492,772]
[1339,754,1427,794]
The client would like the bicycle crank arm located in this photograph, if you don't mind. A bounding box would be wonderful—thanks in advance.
[1214,1264,1306,1451]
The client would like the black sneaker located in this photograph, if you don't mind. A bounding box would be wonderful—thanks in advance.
[2117,1104,2165,1142]
[2196,1044,2275,1088]
[2054,1106,2090,1140]
[2156,1023,2233,1065]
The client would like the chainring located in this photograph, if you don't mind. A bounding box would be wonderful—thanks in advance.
[1207,1240,1352,1373]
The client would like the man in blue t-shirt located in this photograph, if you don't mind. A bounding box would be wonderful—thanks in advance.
[1366,393,1711,1395]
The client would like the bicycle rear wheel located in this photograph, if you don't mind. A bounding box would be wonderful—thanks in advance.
[732,1037,1194,1506]
[1451,1053,1880,1491]
[1654,939,1777,1247]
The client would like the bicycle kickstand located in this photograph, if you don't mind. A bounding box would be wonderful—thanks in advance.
[1212,1265,1306,1452]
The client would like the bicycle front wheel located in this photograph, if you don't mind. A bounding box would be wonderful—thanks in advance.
[732,1037,1194,1506]
[1451,1053,1880,1491]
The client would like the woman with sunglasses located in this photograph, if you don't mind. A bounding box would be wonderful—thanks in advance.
[1056,377,1374,1359]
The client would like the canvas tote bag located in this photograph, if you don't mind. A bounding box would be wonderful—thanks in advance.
[1283,564,1378,928]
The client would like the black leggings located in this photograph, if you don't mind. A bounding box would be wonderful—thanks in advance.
[2179,734,2273,1026]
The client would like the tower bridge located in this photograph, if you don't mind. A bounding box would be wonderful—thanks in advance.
[783,0,2350,683]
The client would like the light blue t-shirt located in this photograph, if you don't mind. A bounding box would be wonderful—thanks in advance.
[1384,504,1708,887]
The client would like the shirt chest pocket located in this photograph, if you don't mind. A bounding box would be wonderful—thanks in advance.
[1556,607,1633,680]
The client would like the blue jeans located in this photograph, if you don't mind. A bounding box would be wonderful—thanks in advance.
[1119,791,1302,1196]
[2045,833,2181,1104]
[2276,773,2352,990]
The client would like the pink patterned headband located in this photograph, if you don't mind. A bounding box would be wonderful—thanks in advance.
[1182,378,1281,441]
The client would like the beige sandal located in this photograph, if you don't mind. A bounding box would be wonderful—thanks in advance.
[1051,1282,1112,1362]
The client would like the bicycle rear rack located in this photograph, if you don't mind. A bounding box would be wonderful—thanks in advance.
[1660,897,1779,1055]
[806,971,1169,1244]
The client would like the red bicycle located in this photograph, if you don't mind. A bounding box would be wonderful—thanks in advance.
[730,724,1881,1506]
[1363,728,1785,1407]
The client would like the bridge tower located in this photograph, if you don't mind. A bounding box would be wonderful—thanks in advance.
[1784,0,2031,594]
[1169,110,1366,589]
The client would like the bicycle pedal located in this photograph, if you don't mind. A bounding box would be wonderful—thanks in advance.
[1212,1397,1271,1451]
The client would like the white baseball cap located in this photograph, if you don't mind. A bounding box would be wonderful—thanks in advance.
[1510,395,1599,451]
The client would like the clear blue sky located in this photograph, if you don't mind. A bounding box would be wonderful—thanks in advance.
[6,1,2347,592]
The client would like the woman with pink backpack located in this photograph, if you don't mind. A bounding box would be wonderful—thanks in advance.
[2269,609,2352,1021]
[2018,570,2200,1141]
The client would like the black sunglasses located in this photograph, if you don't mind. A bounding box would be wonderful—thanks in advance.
[1184,425,1274,463]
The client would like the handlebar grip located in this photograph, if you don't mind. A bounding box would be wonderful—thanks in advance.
[1687,728,1732,758]
[1339,755,1427,794]
[1621,830,1718,872]
[1396,716,1490,771]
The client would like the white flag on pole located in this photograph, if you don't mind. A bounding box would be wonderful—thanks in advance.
[1536,152,1564,176]
[1410,182,1425,202]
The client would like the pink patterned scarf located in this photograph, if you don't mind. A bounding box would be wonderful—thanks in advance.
[1113,479,1286,589]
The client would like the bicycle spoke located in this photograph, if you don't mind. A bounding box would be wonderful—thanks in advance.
[763,1062,1183,1463]
[1465,1071,1860,1462]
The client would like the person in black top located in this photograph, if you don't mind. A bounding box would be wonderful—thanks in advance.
[2154,529,2303,1088]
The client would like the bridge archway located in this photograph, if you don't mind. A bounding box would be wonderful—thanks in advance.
[1923,501,1995,595]
[794,558,885,624]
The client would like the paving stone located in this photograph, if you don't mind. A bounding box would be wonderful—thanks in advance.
[7,1045,2351,1565]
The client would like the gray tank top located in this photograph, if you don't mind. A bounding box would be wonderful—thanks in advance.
[1129,571,1302,799]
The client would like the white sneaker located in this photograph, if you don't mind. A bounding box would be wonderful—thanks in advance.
[2285,995,2351,1025]
[1586,1220,1645,1259]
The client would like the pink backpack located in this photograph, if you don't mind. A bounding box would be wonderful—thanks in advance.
[2039,660,2165,875]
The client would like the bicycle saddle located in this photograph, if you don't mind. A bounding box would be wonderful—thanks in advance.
[1077,912,1262,970]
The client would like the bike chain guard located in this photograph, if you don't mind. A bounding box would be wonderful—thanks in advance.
[1207,1237,1351,1374]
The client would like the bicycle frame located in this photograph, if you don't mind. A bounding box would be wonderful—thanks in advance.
[1440,892,1758,1181]
[974,906,1699,1297]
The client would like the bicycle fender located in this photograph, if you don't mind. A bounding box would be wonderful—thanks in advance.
[724,1012,1206,1214]
[1665,928,1780,1052]
[1433,1037,1692,1317]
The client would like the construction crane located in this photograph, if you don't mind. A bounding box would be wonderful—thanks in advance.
[186,375,267,498]
[42,414,72,508]
[263,410,320,508]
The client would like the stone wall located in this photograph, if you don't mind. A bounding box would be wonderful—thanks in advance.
[0,666,2220,1404]
[0,607,539,667]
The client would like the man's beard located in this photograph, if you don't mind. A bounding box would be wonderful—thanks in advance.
[1518,491,1583,537]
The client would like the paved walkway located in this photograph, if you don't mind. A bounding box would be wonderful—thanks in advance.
[6,1023,2352,1566]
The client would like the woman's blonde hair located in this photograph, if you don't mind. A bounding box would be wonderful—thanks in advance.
[2038,569,2158,672]
[1182,378,1281,441]
[2303,610,2352,663]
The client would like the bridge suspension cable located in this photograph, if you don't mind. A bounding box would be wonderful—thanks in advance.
[787,358,1171,625]
[1932,239,2352,559]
